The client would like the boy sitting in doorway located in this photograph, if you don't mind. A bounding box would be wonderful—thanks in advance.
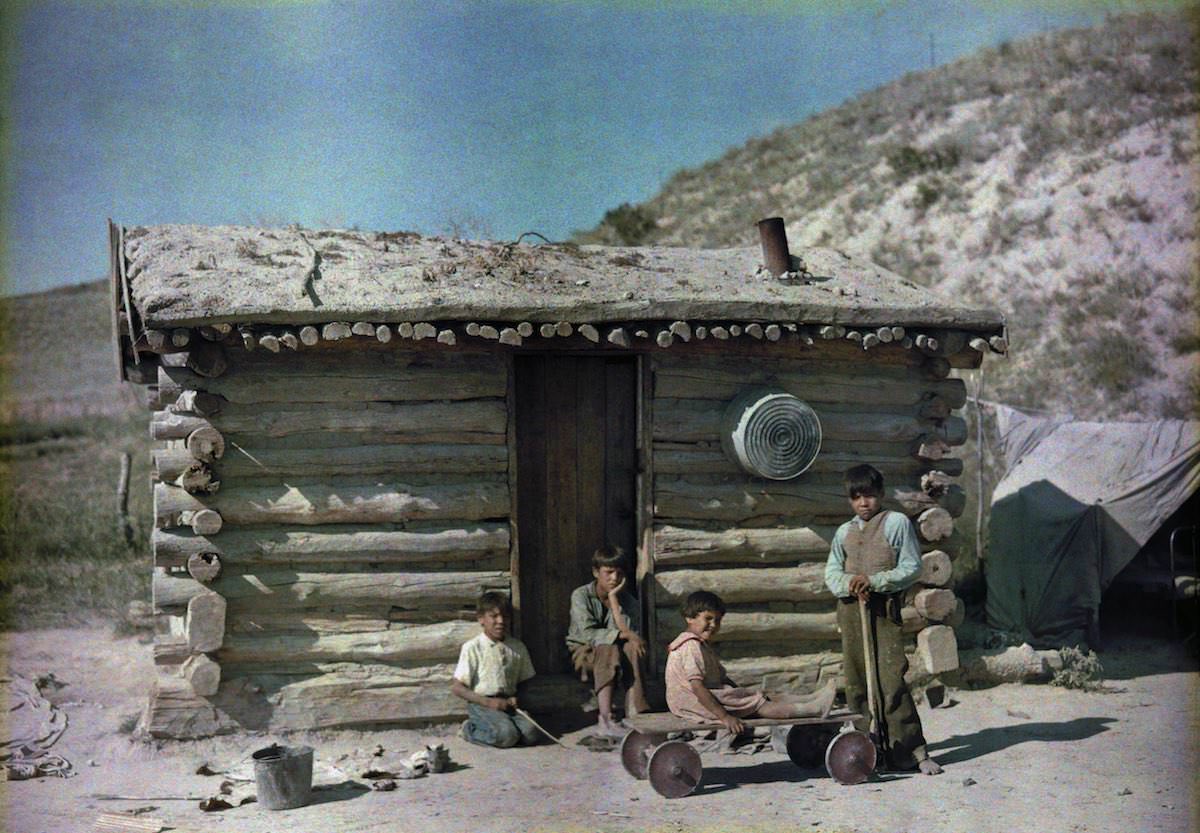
[665,590,836,734]
[824,463,943,775]
[566,545,651,736]
[450,591,541,747]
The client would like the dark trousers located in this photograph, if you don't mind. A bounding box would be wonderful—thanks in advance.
[837,597,928,769]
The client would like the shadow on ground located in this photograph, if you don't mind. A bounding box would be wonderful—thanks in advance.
[928,716,1115,765]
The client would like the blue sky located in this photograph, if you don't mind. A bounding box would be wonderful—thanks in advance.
[0,1,1142,294]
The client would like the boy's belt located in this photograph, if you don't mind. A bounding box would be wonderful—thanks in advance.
[839,591,902,624]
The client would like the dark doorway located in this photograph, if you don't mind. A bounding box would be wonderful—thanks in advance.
[514,355,638,675]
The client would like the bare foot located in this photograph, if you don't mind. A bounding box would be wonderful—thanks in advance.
[917,758,944,775]
[596,714,627,737]
[814,679,837,718]
[625,689,650,717]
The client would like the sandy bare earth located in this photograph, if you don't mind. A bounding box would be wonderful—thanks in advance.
[2,626,1197,833]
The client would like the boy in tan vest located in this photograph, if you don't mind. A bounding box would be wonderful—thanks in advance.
[824,464,943,775]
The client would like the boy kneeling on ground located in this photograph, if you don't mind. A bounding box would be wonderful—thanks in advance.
[824,463,943,775]
[451,591,540,747]
[566,545,651,736]
[665,590,836,735]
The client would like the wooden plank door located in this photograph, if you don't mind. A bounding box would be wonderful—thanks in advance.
[514,355,638,675]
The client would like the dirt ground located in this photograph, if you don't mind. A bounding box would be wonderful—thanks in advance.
[2,626,1197,833]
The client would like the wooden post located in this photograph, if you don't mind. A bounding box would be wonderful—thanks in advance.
[918,550,953,587]
[181,654,221,697]
[916,625,959,674]
[186,552,223,583]
[914,587,957,621]
[186,591,226,653]
[607,328,630,347]
[917,508,954,541]
[117,452,134,545]
[186,426,225,462]
[186,342,228,378]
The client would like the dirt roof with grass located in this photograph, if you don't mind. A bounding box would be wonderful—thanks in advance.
[120,224,1004,331]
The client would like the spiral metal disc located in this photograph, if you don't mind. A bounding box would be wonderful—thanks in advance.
[722,390,822,480]
[824,730,877,785]
[620,730,663,780]
[647,740,703,798]
[785,724,839,769]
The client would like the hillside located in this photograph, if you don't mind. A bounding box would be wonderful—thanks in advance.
[0,280,139,423]
[577,11,1199,420]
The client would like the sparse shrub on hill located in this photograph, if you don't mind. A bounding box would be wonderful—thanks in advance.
[577,11,1196,424]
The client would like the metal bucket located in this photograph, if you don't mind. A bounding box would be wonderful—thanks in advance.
[252,744,314,810]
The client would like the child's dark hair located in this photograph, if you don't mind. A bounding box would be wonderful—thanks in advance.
[476,591,512,617]
[844,464,884,498]
[591,544,627,571]
[681,590,725,620]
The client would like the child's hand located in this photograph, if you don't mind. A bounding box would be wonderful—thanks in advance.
[484,696,511,711]
[505,696,519,711]
[848,574,870,599]
[624,632,646,660]
[719,713,744,735]
[609,576,627,598]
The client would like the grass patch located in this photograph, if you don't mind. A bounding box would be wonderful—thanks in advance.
[1050,647,1105,691]
[0,413,151,630]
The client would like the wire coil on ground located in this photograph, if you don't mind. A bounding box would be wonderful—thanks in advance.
[721,389,822,480]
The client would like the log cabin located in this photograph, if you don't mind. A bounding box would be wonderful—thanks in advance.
[108,219,1005,738]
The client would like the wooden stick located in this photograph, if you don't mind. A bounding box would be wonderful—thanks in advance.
[514,707,572,749]
[117,452,133,545]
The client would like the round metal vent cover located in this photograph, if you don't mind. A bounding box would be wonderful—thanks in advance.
[721,389,822,480]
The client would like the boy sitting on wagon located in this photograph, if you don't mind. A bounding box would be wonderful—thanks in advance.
[665,590,836,736]
[566,545,651,736]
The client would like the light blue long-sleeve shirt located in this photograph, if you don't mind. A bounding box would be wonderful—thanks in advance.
[823,510,923,598]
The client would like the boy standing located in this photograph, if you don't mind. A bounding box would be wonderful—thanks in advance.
[451,592,540,747]
[566,545,651,735]
[824,464,944,775]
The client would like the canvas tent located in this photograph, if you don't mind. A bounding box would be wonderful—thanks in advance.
[985,406,1200,647]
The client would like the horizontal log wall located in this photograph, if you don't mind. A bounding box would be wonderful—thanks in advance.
[145,346,510,736]
[649,349,965,691]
